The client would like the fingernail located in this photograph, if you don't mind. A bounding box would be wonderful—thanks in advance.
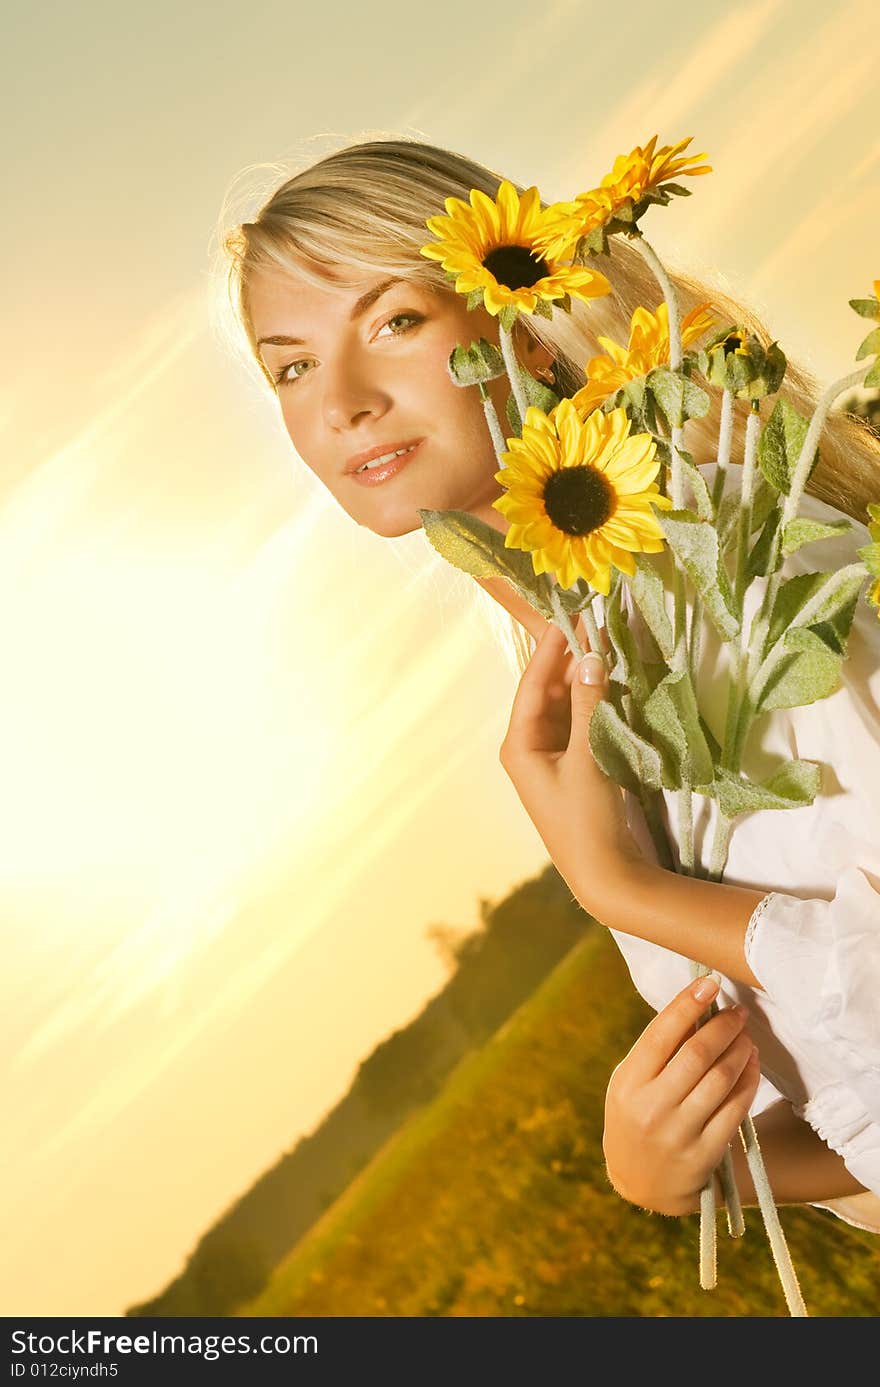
[577,653,605,685]
[692,973,720,1002]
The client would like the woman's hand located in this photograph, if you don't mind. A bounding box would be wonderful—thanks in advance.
[498,620,646,906]
[603,975,762,1216]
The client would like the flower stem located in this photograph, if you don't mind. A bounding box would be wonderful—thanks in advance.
[632,234,682,370]
[498,320,531,428]
[548,584,588,661]
[694,388,735,693]
[700,1183,717,1289]
[706,811,734,883]
[478,381,508,462]
[711,388,735,513]
[719,1147,746,1238]
[719,405,761,772]
[740,1116,808,1315]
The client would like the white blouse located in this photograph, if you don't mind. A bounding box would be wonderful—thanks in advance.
[610,460,880,1235]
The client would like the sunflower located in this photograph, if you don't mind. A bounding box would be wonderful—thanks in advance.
[419,180,611,319]
[857,501,880,620]
[533,136,712,262]
[492,398,674,594]
[570,301,717,415]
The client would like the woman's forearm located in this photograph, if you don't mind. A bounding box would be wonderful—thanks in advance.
[703,1098,869,1211]
[588,860,765,988]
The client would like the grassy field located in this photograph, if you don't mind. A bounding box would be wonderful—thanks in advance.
[237,924,880,1317]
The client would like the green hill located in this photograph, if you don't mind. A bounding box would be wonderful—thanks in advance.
[236,924,880,1318]
[128,865,591,1317]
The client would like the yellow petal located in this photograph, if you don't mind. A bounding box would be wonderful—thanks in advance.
[495,180,521,239]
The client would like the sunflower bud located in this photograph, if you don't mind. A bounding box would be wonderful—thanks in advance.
[447,338,507,387]
[699,326,786,400]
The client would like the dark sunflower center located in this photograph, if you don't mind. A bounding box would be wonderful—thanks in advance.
[723,333,744,356]
[483,244,550,290]
[543,466,614,536]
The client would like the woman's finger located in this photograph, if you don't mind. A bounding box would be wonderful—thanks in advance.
[566,648,609,760]
[698,1046,762,1155]
[658,1005,751,1108]
[621,975,724,1086]
[563,622,611,684]
[501,622,574,757]
[674,1027,757,1138]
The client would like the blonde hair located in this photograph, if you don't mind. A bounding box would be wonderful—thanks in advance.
[214,134,880,677]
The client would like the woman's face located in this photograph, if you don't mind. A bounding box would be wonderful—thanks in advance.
[247,263,541,538]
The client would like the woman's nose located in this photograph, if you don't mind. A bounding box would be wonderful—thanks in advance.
[322,359,390,429]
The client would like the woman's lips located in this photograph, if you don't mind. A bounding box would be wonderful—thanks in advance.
[347,439,424,486]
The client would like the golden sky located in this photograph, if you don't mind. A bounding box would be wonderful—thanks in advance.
[2,0,878,1315]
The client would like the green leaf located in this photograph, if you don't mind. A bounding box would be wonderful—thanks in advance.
[752,475,782,527]
[757,635,845,711]
[682,378,711,420]
[856,326,880,361]
[605,589,651,701]
[746,506,784,578]
[656,508,740,639]
[418,507,556,619]
[780,515,853,556]
[642,666,715,790]
[521,373,561,415]
[628,554,675,661]
[498,303,519,332]
[756,565,864,709]
[757,398,818,494]
[717,476,779,553]
[532,296,554,320]
[676,449,713,520]
[849,296,880,320]
[466,288,485,311]
[699,712,722,764]
[588,699,665,794]
[710,759,821,818]
[726,352,754,394]
[620,376,647,413]
[762,342,788,396]
[646,367,711,430]
[715,490,740,548]
[858,538,880,578]
[765,566,864,651]
[503,375,559,434]
[553,577,600,617]
[864,359,880,389]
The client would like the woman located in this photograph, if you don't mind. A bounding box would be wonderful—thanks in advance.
[216,135,880,1231]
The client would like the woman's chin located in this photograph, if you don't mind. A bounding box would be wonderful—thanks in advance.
[356,504,427,540]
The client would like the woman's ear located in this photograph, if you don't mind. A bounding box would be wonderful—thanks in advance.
[512,318,556,382]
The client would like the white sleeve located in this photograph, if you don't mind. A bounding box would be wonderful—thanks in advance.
[743,866,880,1198]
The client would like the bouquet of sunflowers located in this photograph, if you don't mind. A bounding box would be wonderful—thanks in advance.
[416,135,880,1317]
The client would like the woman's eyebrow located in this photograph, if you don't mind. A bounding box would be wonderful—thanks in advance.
[257,277,404,350]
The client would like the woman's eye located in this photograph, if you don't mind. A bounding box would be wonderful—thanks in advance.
[273,312,423,389]
[376,311,423,338]
[274,357,315,387]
